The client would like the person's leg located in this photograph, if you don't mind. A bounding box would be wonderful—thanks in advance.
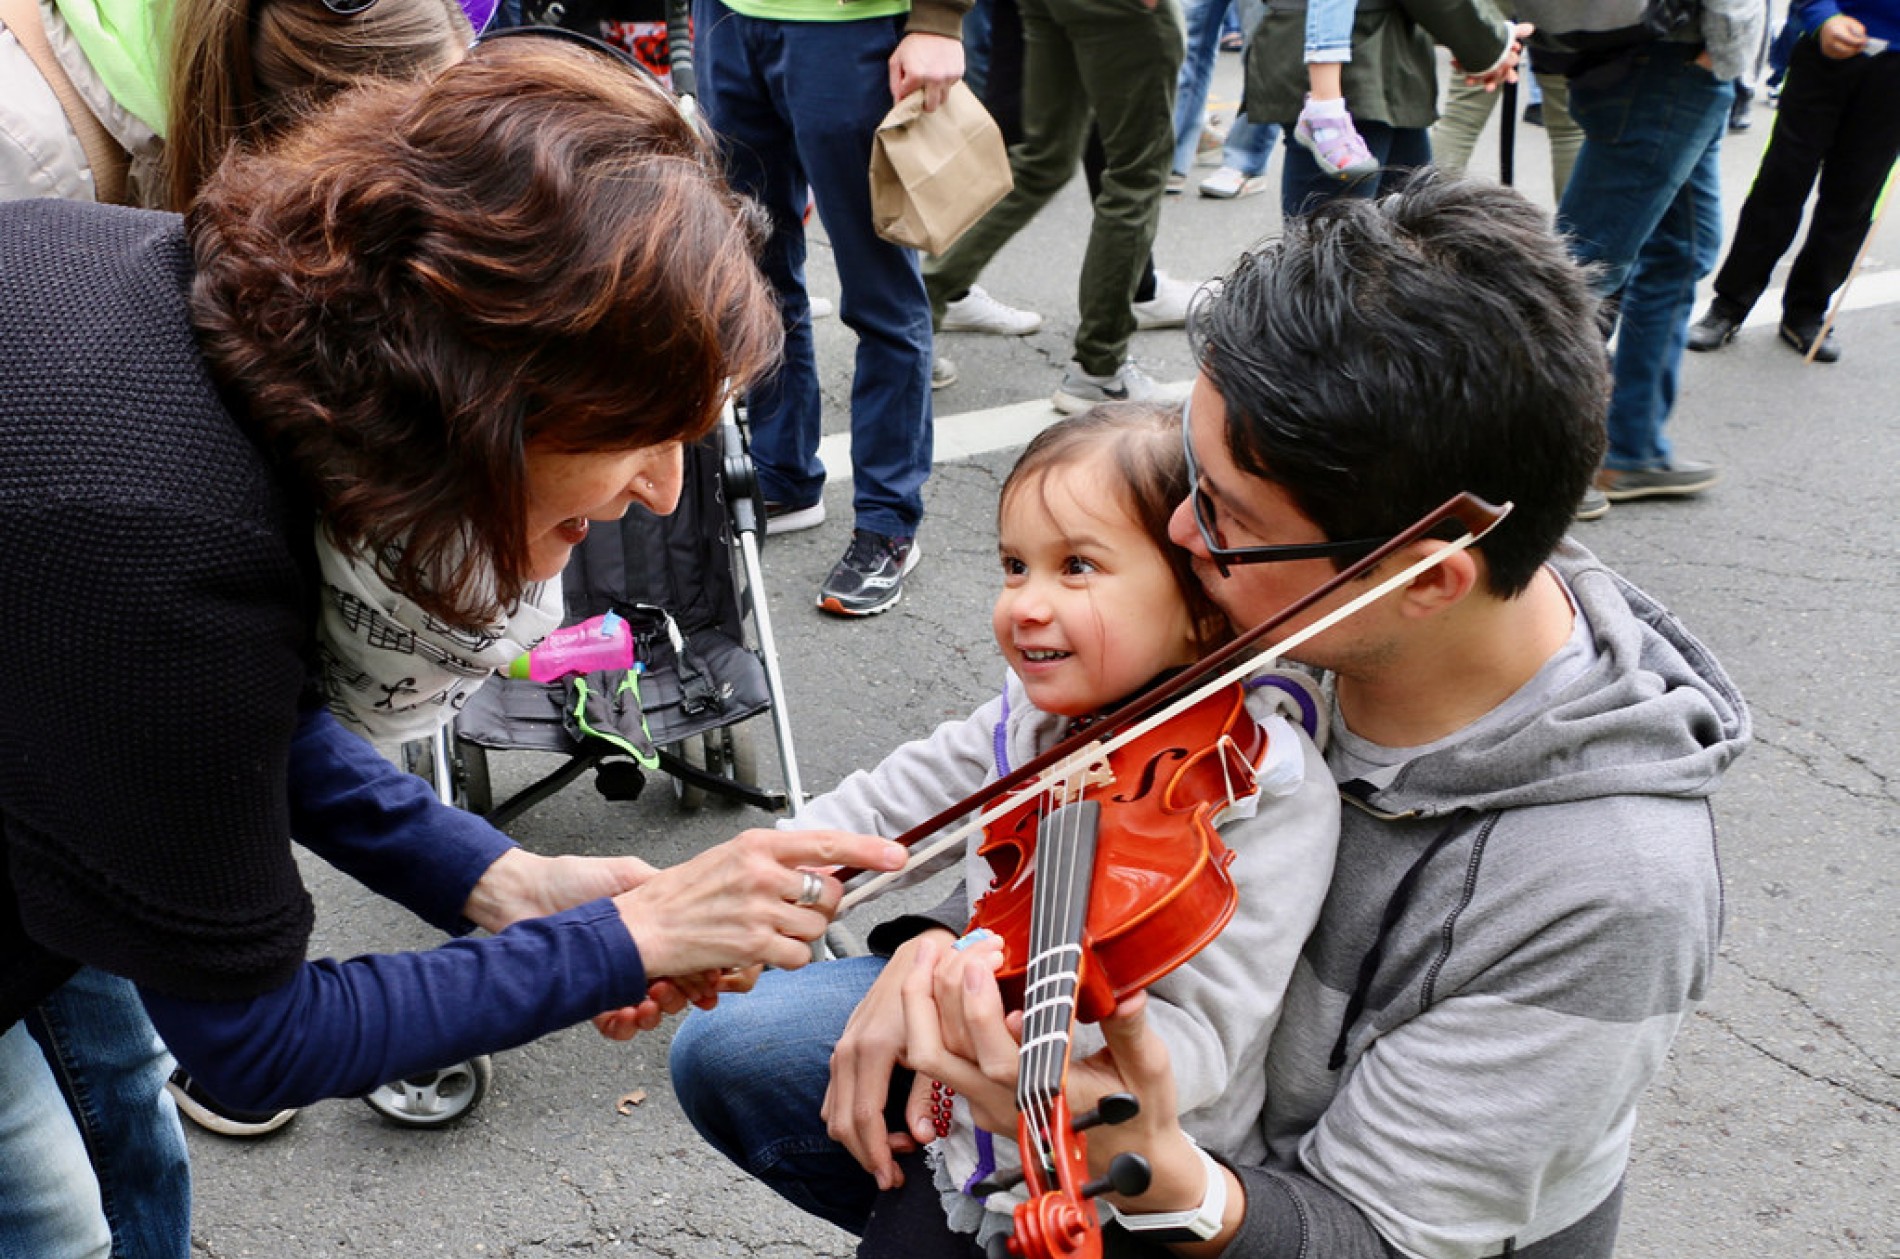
[1707,34,1840,321]
[0,1013,115,1259]
[856,1149,986,1259]
[1170,0,1230,178]
[1430,74,1499,176]
[924,0,1094,317]
[963,0,996,100]
[1058,0,1184,375]
[1215,0,1276,177]
[1604,134,1725,470]
[1280,121,1430,219]
[1559,45,1732,304]
[778,16,935,541]
[669,956,887,1234]
[26,969,189,1259]
[982,0,1026,145]
[693,0,826,516]
[1779,49,1900,331]
[1536,72,1584,200]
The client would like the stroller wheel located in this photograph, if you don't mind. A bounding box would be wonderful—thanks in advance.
[720,721,761,806]
[457,743,493,816]
[669,735,709,811]
[362,1055,492,1129]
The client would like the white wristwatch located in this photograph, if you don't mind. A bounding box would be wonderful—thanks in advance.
[1104,1141,1227,1243]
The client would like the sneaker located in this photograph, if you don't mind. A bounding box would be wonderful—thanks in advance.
[1594,459,1721,502]
[1778,319,1841,363]
[1293,104,1379,180]
[817,530,920,617]
[809,295,835,320]
[1196,124,1226,166]
[1198,166,1271,200]
[940,284,1044,336]
[1687,306,1744,353]
[167,1068,297,1138]
[1523,102,1545,128]
[931,356,958,390]
[1132,271,1197,331]
[1166,171,1187,196]
[764,498,826,536]
[1728,82,1754,132]
[1574,485,1610,521]
[1052,359,1161,414]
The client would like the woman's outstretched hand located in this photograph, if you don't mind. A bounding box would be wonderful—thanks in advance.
[613,828,905,979]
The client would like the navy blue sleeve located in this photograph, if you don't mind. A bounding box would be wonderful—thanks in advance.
[288,704,516,935]
[141,898,647,1110]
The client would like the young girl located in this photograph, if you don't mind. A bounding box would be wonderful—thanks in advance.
[781,402,1341,1256]
[1297,0,1380,180]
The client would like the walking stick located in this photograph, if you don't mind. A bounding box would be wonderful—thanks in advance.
[1806,157,1897,363]
[1498,76,1517,187]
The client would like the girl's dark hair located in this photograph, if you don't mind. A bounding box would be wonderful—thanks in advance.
[1001,403,1231,656]
[188,35,781,629]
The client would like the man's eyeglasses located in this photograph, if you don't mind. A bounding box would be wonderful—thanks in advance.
[1179,393,1394,577]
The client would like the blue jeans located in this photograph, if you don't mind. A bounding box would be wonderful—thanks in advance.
[1,968,190,1259]
[669,955,885,1234]
[1279,120,1430,219]
[1304,0,1353,60]
[693,1,935,538]
[1558,45,1733,471]
[1172,0,1277,178]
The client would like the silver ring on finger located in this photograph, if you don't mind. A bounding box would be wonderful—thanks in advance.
[795,870,825,907]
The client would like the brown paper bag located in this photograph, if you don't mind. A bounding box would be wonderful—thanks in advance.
[869,81,1012,255]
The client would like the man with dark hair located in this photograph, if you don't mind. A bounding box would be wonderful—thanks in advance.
[671,176,1751,1259]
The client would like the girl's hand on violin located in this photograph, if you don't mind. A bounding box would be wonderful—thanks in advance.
[823,930,951,1188]
[900,935,1022,1135]
[613,829,905,978]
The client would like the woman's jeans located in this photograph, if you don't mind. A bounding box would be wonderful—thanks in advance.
[0,968,189,1259]
[669,955,886,1234]
[1558,44,1732,471]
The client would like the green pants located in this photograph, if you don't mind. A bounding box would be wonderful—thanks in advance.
[1431,70,1583,202]
[925,0,1184,376]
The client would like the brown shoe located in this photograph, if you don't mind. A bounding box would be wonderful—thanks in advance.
[1594,460,1720,501]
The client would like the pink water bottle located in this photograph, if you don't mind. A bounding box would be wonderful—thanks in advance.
[507,611,634,682]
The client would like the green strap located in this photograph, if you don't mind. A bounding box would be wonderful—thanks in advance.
[570,672,660,769]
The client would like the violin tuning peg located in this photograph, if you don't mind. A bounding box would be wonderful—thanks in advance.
[1079,1152,1153,1202]
[1071,1092,1141,1133]
[971,1168,1027,1197]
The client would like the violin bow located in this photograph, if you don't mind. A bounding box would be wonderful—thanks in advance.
[836,492,1511,912]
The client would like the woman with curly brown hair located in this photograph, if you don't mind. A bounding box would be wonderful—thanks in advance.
[0,34,905,1258]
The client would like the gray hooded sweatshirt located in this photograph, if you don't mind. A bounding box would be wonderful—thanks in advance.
[1175,541,1749,1259]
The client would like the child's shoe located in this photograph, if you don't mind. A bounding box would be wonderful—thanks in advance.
[1293,98,1378,181]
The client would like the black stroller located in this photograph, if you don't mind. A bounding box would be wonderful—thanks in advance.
[358,13,813,1126]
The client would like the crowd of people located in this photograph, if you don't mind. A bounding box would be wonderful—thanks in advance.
[15,0,1897,1252]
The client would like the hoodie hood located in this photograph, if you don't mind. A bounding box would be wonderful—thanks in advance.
[1343,540,1750,819]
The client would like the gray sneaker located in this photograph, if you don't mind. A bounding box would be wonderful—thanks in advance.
[817,530,920,617]
[1594,459,1720,501]
[1051,360,1161,415]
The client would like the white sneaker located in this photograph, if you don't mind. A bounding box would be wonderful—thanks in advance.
[931,356,958,390]
[1051,360,1162,415]
[939,284,1044,336]
[1132,271,1198,331]
[809,295,835,319]
[1198,166,1270,200]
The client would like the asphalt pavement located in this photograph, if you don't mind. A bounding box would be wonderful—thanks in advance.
[186,49,1898,1259]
